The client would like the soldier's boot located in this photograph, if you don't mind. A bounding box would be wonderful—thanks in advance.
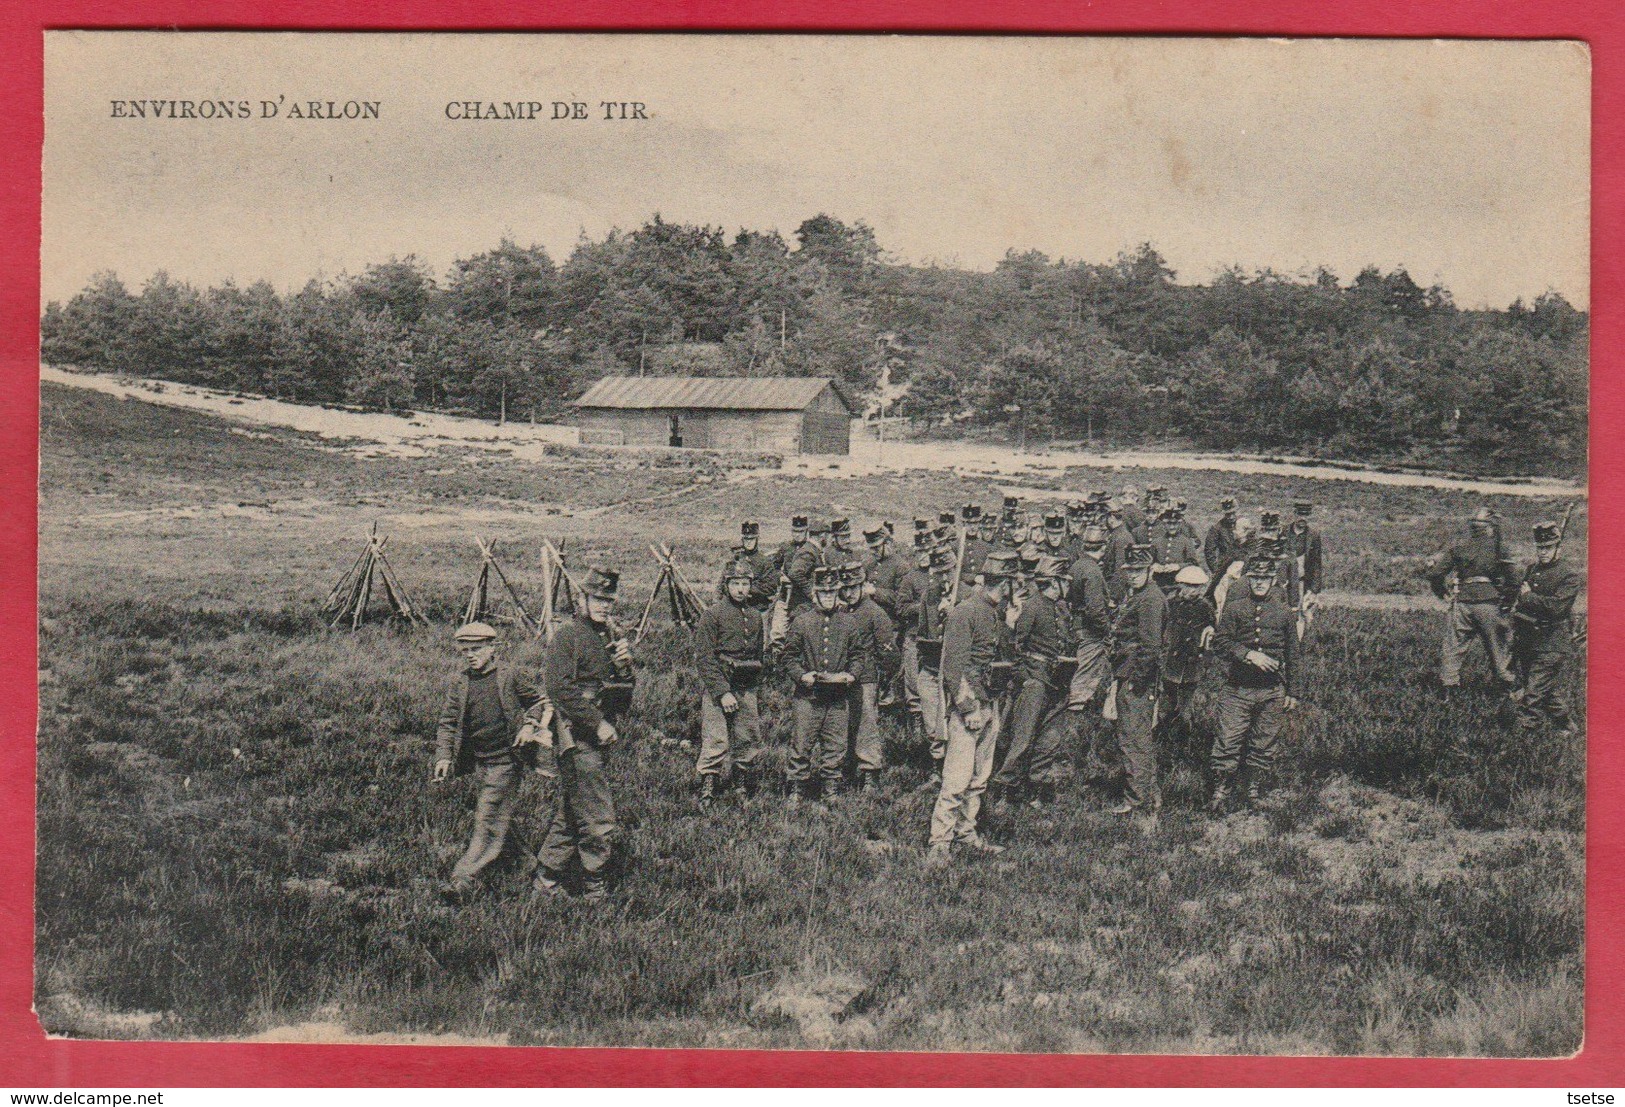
[698,774,717,810]
[531,868,566,900]
[919,758,944,792]
[1029,782,1055,809]
[924,842,953,870]
[579,874,608,903]
[859,771,880,795]
[732,769,756,799]
[1244,779,1263,808]
[1207,782,1231,814]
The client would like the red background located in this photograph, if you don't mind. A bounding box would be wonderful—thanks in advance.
[2,0,1619,1087]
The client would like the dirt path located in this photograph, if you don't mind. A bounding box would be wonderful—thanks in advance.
[44,364,1584,498]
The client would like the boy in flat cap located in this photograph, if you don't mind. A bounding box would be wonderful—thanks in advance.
[535,566,634,902]
[433,621,551,903]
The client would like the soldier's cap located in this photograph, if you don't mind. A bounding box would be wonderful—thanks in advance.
[1293,500,1314,515]
[1067,500,1088,516]
[454,621,499,643]
[939,510,957,525]
[1003,495,1021,508]
[808,519,831,536]
[1244,555,1278,578]
[1088,490,1112,505]
[914,517,931,532]
[1123,544,1156,570]
[930,525,955,546]
[1260,510,1281,529]
[740,521,759,537]
[1034,555,1070,581]
[1121,485,1140,498]
[1081,525,1107,548]
[1044,511,1066,531]
[863,520,888,542]
[812,566,842,591]
[1176,498,1189,511]
[1219,497,1237,511]
[1533,520,1562,545]
[837,563,866,587]
[980,512,1001,529]
[913,531,933,552]
[960,504,982,521]
[929,546,955,570]
[1148,486,1169,498]
[1472,507,1497,523]
[582,566,620,600]
[1175,565,1211,587]
[1162,504,1184,519]
[1261,535,1288,557]
[723,559,755,583]
[791,514,809,530]
[830,517,852,537]
[980,553,1018,581]
[1105,498,1124,515]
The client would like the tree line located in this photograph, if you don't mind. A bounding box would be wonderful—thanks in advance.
[40,213,1587,475]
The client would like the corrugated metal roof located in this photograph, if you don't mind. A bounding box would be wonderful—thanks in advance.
[572,375,851,414]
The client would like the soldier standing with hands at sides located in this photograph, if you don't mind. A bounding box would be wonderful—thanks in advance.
[926,553,1018,867]
[534,567,634,903]
[1119,485,1148,543]
[721,521,776,609]
[1107,545,1167,817]
[432,621,552,904]
[915,542,957,787]
[840,561,897,793]
[782,566,861,805]
[786,519,831,616]
[774,515,809,579]
[693,558,766,809]
[1426,507,1516,691]
[1160,565,1216,753]
[1150,502,1202,569]
[1102,501,1137,599]
[961,504,994,577]
[864,520,906,618]
[1208,554,1299,810]
[1511,519,1583,736]
[992,555,1074,811]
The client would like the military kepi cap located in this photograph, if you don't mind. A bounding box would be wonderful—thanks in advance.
[939,510,957,525]
[791,514,809,530]
[1292,500,1313,516]
[980,552,1020,580]
[723,559,755,582]
[1244,555,1278,578]
[454,621,498,642]
[741,521,759,537]
[1533,520,1562,545]
[1044,511,1066,531]
[961,504,982,522]
[582,566,620,600]
[809,519,831,535]
[837,563,865,586]
[863,520,888,541]
[1123,544,1155,569]
[928,546,955,570]
[812,566,842,591]
[830,517,851,537]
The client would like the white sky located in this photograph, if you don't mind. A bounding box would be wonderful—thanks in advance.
[42,33,1590,310]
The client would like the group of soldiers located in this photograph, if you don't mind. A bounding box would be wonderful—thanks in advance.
[431,483,1583,898]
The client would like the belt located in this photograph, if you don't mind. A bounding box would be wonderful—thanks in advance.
[1462,576,1493,584]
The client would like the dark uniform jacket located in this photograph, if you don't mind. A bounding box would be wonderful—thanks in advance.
[786,543,828,613]
[783,606,861,697]
[435,662,548,776]
[1204,520,1243,576]
[1213,589,1298,696]
[942,591,1006,705]
[916,576,951,672]
[847,597,897,684]
[1104,525,1136,583]
[1513,558,1582,651]
[894,567,930,638]
[961,535,993,577]
[1427,529,1508,605]
[546,616,629,739]
[1110,582,1166,692]
[719,546,778,608]
[773,538,805,578]
[1287,524,1325,595]
[1067,556,1113,643]
[695,596,765,700]
[1121,503,1147,542]
[1013,592,1069,685]
[1164,594,1217,684]
[868,551,907,617]
[1150,522,1202,567]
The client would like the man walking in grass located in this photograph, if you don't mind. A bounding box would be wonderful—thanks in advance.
[535,566,634,903]
[1208,554,1299,810]
[1511,519,1583,736]
[433,621,550,904]
[1426,507,1516,690]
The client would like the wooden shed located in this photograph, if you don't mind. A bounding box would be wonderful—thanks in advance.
[572,376,854,455]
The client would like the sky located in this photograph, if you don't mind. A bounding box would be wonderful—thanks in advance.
[42,33,1590,311]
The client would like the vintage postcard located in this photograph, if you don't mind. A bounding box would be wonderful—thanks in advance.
[36,32,1588,1056]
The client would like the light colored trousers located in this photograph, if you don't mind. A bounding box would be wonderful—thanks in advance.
[450,756,519,888]
[930,700,1003,845]
[1441,600,1513,686]
[917,667,947,761]
[696,689,762,776]
[847,682,883,772]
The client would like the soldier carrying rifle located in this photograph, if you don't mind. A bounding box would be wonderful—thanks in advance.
[1511,516,1583,736]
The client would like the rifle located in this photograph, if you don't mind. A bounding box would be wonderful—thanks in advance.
[947,525,968,607]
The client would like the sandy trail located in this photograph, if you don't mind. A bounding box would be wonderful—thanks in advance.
[43,364,1584,498]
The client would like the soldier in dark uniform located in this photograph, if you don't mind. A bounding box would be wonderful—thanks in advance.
[1067,523,1118,784]
[1172,498,1201,545]
[535,566,634,902]
[1511,520,1583,735]
[1286,499,1325,637]
[1119,485,1148,543]
[1000,495,1023,546]
[828,517,857,566]
[1108,544,1166,816]
[781,566,861,803]
[840,561,897,792]
[1427,507,1516,689]
[895,533,935,747]
[1065,500,1089,547]
[963,504,996,571]
[1204,497,1242,578]
[694,558,766,807]
[773,515,809,579]
[1160,565,1216,755]
[1150,503,1202,568]
[915,544,957,782]
[720,521,777,609]
[992,554,1074,809]
[1209,554,1299,809]
[1102,501,1137,597]
[786,519,831,616]
[864,519,907,619]
[927,554,1017,866]
[1039,510,1070,557]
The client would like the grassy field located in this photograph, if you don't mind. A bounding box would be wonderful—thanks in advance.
[35,384,1585,1054]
